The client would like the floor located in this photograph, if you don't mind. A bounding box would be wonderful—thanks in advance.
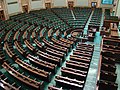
[84,32,101,90]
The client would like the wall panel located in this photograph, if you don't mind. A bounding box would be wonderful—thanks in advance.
[76,0,88,7]
[6,0,21,14]
[53,0,66,7]
[31,0,44,9]
[116,0,120,17]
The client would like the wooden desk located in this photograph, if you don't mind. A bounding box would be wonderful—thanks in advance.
[2,62,44,89]
[55,75,84,89]
[103,19,120,29]
[110,23,119,38]
[111,30,119,38]
[27,54,57,73]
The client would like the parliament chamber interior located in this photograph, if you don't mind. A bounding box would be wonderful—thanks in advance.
[0,0,120,90]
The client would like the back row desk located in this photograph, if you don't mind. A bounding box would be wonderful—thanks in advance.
[2,62,44,90]
[0,71,21,90]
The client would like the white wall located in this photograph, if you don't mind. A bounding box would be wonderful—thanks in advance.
[21,0,28,5]
[100,4,113,8]
[0,1,2,9]
[45,0,52,3]
[6,0,21,14]
[88,0,114,8]
[30,0,45,10]
[100,0,113,8]
[76,0,88,7]
[53,0,67,7]
[116,0,120,17]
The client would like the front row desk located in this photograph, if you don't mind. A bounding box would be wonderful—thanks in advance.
[100,23,119,38]
[88,27,97,42]
[97,37,120,90]
[64,28,98,42]
[110,23,119,38]
[100,27,110,36]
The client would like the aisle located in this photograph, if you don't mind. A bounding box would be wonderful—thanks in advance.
[83,10,94,35]
[84,32,102,90]
[71,10,76,20]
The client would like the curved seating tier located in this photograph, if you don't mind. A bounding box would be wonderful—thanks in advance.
[2,62,44,89]
[0,71,21,90]
[0,7,115,90]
